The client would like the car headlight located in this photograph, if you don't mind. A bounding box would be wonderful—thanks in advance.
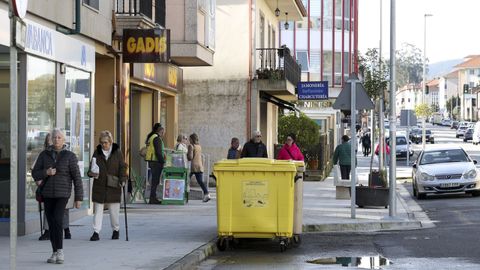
[421,172,435,181]
[463,169,477,179]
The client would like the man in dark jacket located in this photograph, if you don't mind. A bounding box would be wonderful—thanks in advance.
[145,124,165,204]
[241,130,268,158]
[333,135,354,179]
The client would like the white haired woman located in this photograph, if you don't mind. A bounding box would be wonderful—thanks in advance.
[88,130,127,241]
[32,128,83,264]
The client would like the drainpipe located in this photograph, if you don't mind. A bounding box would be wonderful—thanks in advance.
[247,0,256,139]
[57,0,81,35]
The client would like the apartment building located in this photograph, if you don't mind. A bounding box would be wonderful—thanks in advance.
[178,0,307,163]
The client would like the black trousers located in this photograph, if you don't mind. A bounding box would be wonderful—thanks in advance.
[340,165,351,180]
[149,162,164,200]
[44,198,69,252]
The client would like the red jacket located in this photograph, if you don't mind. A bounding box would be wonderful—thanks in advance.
[375,143,390,155]
[277,143,304,161]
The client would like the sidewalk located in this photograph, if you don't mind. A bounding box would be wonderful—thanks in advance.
[1,156,431,270]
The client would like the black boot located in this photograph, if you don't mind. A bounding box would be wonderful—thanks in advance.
[90,232,100,241]
[111,230,119,240]
[64,228,71,239]
[38,230,50,241]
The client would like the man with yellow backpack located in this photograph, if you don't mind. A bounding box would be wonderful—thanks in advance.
[145,123,166,204]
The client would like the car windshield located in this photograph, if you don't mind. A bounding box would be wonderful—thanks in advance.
[426,130,431,135]
[420,149,470,165]
[396,137,407,145]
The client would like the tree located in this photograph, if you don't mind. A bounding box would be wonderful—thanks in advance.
[358,48,389,100]
[415,103,433,119]
[395,43,426,88]
[278,113,319,161]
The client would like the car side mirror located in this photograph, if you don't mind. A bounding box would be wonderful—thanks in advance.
[412,163,417,169]
[474,160,478,165]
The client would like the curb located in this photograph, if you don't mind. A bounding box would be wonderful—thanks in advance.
[303,220,423,233]
[164,239,217,270]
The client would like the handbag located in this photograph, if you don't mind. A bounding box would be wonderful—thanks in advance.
[107,174,120,188]
[35,185,44,203]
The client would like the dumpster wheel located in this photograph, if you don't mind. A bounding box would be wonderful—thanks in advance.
[216,237,232,251]
[279,238,289,252]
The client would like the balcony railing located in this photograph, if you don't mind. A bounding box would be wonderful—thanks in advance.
[116,0,153,21]
[256,47,301,87]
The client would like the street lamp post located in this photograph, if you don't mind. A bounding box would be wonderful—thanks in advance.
[422,13,433,149]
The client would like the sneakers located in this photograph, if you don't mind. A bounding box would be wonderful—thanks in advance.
[64,228,71,239]
[56,249,64,264]
[90,232,100,241]
[47,252,57,263]
[202,194,211,202]
[112,230,119,240]
[39,230,50,241]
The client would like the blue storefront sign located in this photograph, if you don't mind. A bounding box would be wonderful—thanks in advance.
[297,81,329,100]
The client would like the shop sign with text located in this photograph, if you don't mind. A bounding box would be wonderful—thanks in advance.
[123,28,170,63]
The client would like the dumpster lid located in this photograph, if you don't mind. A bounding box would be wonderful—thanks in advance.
[214,158,297,172]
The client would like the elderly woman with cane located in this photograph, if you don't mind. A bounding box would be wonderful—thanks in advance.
[32,128,83,264]
[88,130,127,241]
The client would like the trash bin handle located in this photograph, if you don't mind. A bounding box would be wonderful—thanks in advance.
[294,175,302,183]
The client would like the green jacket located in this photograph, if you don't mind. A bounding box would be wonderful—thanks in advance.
[333,142,353,166]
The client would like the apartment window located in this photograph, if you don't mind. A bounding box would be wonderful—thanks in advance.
[155,0,166,27]
[260,14,265,49]
[268,24,271,48]
[83,0,99,10]
[271,29,276,48]
[296,51,309,72]
[470,69,475,75]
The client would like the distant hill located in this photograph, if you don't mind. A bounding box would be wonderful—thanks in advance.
[427,59,463,79]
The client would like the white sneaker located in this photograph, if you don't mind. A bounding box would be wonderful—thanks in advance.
[202,194,211,202]
[47,252,57,263]
[56,249,64,264]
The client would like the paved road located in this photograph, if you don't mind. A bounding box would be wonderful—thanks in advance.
[195,124,480,269]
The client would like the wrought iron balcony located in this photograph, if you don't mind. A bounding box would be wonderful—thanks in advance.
[116,0,165,27]
[256,47,301,88]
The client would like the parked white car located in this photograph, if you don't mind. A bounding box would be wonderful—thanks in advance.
[412,146,480,199]
[473,122,480,145]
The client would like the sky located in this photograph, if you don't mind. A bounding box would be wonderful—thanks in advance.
[359,0,480,64]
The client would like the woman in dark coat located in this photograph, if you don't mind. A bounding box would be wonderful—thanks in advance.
[88,130,127,241]
[32,128,83,264]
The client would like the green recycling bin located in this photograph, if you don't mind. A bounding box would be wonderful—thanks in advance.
[161,151,189,205]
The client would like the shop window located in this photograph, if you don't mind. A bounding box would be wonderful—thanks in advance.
[83,0,99,10]
[26,56,56,211]
[65,67,92,204]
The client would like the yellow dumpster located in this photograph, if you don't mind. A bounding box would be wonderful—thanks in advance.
[213,158,297,252]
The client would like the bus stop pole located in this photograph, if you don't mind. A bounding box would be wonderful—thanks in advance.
[9,0,19,268]
[350,77,357,219]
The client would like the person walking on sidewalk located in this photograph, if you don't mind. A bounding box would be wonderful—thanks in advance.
[375,140,391,165]
[187,133,210,202]
[241,130,268,158]
[88,130,127,241]
[32,128,83,264]
[333,135,354,180]
[175,134,188,153]
[227,137,241,159]
[362,132,371,157]
[145,123,166,204]
[277,133,304,161]
[37,133,72,241]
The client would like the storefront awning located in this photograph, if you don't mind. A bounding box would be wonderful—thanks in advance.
[260,91,300,112]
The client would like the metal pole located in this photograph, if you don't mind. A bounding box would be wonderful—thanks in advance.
[9,0,18,268]
[422,14,432,149]
[389,0,397,217]
[350,76,357,219]
[407,110,410,165]
[378,0,384,172]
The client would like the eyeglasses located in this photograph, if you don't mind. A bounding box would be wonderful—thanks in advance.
[100,141,110,144]
[255,135,262,138]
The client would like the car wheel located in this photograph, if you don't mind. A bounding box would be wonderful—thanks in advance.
[471,191,480,197]
[456,135,459,138]
[464,139,467,142]
[431,141,434,144]
[412,182,418,197]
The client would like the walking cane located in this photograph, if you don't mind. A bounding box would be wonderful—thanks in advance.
[38,201,43,233]
[122,184,129,241]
